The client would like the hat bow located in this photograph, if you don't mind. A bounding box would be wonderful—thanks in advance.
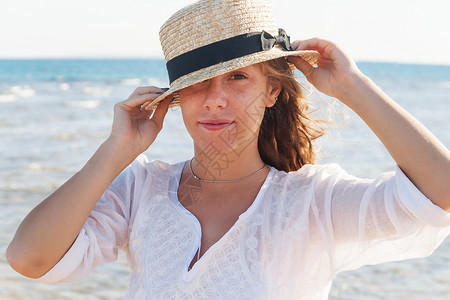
[261,28,292,51]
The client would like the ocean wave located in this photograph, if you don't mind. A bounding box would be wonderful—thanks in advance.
[439,81,450,88]
[53,133,78,140]
[7,85,36,97]
[121,78,142,86]
[59,83,70,91]
[147,77,168,87]
[83,86,111,96]
[65,100,101,109]
[0,94,16,103]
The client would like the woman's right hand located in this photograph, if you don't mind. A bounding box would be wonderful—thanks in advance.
[6,86,172,279]
[109,86,172,156]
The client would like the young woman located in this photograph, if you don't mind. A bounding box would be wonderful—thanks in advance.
[7,0,450,299]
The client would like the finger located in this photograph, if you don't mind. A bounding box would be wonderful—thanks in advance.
[291,37,336,57]
[140,100,153,111]
[149,96,172,129]
[144,93,172,111]
[120,92,165,110]
[288,56,315,78]
[290,40,302,50]
[131,86,169,97]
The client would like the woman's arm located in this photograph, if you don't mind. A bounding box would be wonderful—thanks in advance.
[6,87,171,278]
[290,38,450,212]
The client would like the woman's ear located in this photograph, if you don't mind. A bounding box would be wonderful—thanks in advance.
[266,80,282,108]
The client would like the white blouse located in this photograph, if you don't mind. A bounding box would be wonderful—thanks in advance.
[36,155,450,299]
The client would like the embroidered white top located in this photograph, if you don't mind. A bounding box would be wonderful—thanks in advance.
[36,155,450,299]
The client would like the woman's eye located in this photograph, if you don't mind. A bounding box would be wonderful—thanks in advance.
[230,74,247,80]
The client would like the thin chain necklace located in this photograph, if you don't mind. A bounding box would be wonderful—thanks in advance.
[189,157,266,183]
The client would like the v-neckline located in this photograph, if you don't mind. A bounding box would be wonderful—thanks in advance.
[169,160,275,281]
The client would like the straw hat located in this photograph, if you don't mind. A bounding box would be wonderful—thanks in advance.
[145,0,320,110]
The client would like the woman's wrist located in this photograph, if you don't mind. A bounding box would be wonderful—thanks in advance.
[81,138,139,183]
[105,134,145,159]
[334,70,377,111]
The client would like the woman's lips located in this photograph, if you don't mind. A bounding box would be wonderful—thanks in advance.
[198,120,234,131]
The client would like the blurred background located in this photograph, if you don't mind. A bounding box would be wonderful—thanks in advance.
[1,0,449,299]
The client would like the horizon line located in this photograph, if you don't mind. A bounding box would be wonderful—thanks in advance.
[0,57,449,67]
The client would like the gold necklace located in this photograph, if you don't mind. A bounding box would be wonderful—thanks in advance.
[189,157,266,183]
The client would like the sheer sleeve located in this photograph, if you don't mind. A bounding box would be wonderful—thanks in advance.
[35,155,150,283]
[306,164,450,275]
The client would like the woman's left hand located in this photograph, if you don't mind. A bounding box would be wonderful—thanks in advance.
[289,38,363,101]
[291,38,450,212]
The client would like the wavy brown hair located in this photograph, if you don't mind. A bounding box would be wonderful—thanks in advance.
[258,58,325,172]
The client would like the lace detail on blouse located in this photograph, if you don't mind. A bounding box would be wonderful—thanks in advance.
[35,155,450,300]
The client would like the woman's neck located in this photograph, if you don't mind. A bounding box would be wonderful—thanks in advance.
[178,143,270,209]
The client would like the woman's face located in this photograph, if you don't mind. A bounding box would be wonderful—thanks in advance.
[179,63,280,158]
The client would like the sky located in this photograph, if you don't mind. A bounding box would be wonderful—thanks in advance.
[1,0,450,65]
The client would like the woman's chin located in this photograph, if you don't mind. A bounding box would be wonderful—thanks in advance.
[193,138,258,161]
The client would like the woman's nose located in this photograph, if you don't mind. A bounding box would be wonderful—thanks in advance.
[203,79,227,110]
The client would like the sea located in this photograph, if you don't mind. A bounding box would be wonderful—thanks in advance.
[0,59,449,299]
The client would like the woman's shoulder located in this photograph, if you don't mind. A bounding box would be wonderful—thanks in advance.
[128,154,184,178]
[270,163,352,183]
[267,163,375,198]
[110,155,184,192]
